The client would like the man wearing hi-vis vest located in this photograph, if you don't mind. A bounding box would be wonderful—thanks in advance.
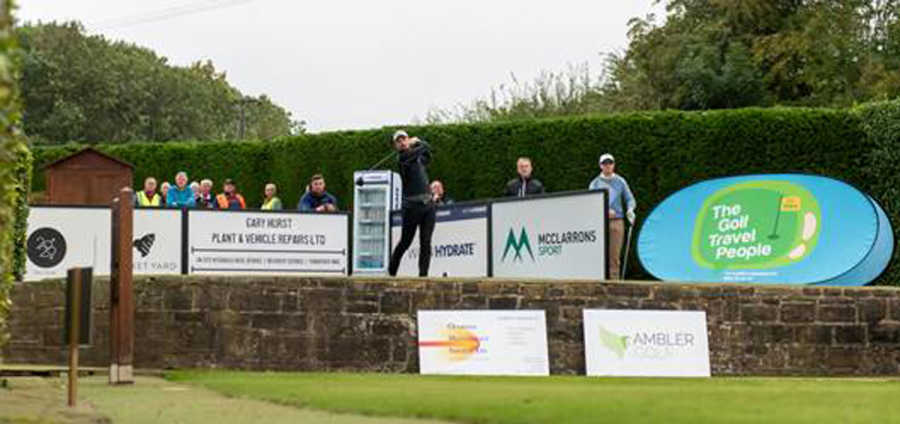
[135,177,162,207]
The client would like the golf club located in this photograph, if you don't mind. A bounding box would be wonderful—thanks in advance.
[620,221,634,281]
[355,150,398,186]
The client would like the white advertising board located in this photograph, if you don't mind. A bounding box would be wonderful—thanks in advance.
[187,210,349,276]
[417,310,549,376]
[583,309,711,377]
[25,207,111,281]
[133,208,183,275]
[491,191,608,279]
[390,203,489,277]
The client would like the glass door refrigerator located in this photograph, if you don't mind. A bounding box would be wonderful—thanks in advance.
[352,170,402,274]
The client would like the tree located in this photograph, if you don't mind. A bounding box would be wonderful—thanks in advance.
[18,22,303,144]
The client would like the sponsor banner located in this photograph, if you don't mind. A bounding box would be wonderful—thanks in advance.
[638,174,894,285]
[583,309,710,377]
[417,310,549,376]
[187,210,349,276]
[390,203,489,277]
[25,207,111,281]
[133,208,182,275]
[491,191,608,279]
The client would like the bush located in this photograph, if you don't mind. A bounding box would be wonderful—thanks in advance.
[0,0,28,351]
[32,107,882,282]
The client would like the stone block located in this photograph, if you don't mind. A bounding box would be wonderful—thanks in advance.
[381,292,410,314]
[742,304,777,322]
[869,323,900,345]
[781,303,815,323]
[346,302,379,314]
[488,296,519,310]
[834,325,867,344]
[818,305,856,323]
[251,313,286,330]
[859,298,886,323]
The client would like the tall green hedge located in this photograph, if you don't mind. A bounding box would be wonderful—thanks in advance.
[1,0,28,352]
[32,106,883,282]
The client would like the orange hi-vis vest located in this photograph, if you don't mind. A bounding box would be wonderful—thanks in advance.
[216,193,246,209]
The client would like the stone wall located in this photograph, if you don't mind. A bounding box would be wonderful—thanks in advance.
[3,276,900,375]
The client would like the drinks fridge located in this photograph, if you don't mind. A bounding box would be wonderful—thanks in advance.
[352,170,402,274]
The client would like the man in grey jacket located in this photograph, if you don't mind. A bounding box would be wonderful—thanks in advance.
[589,153,636,280]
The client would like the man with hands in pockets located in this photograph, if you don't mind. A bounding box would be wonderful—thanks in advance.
[589,153,636,280]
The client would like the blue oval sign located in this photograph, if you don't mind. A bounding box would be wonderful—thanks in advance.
[638,174,893,285]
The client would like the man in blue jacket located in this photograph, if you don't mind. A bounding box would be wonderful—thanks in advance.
[298,174,338,212]
[589,153,636,280]
[166,171,196,209]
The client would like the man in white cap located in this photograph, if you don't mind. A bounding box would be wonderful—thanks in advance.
[388,129,437,277]
[589,153,636,280]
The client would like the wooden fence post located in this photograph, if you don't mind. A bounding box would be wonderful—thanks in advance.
[109,187,134,384]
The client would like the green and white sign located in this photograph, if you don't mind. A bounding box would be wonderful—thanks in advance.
[491,191,609,279]
[691,181,820,269]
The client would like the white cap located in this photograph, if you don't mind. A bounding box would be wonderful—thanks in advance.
[392,130,408,141]
[599,153,615,164]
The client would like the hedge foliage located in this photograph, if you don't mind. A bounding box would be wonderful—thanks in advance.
[1,0,29,351]
[33,106,888,282]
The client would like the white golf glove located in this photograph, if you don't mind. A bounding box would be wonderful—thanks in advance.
[626,210,636,225]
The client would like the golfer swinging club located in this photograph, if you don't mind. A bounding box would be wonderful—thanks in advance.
[388,130,436,277]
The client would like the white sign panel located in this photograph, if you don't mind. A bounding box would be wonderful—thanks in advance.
[188,210,349,276]
[491,191,608,279]
[391,203,489,277]
[133,208,182,275]
[583,309,711,377]
[417,310,549,376]
[25,207,111,281]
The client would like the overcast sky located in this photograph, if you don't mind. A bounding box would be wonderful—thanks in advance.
[20,0,663,132]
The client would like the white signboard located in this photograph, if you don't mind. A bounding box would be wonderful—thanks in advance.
[391,203,489,277]
[583,309,711,377]
[187,210,349,276]
[491,191,608,279]
[417,310,549,376]
[25,207,111,281]
[133,208,183,275]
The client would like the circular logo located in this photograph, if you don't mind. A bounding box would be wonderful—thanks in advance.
[27,227,67,268]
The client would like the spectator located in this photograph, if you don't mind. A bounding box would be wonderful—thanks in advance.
[505,157,545,197]
[298,174,338,212]
[135,177,162,207]
[160,181,171,205]
[588,153,636,280]
[166,172,196,208]
[196,179,217,209]
[190,181,200,200]
[261,183,283,210]
[430,180,454,205]
[216,178,246,210]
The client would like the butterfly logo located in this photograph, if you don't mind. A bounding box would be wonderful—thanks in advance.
[133,233,156,257]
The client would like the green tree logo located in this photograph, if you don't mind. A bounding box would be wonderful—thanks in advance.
[502,228,534,262]
[598,325,628,359]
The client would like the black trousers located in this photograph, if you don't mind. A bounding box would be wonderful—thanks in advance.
[389,202,437,277]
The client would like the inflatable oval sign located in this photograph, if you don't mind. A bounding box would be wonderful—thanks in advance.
[638,174,893,286]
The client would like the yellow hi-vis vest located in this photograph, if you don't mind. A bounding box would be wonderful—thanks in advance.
[137,191,161,207]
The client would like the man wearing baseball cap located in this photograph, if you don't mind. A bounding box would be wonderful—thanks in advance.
[589,153,636,280]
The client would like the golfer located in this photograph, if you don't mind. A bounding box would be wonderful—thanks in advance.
[388,130,436,277]
[588,153,636,280]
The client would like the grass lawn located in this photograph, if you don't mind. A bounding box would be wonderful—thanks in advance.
[169,371,900,424]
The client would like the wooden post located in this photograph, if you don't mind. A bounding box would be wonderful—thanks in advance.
[67,268,81,407]
[109,187,135,384]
